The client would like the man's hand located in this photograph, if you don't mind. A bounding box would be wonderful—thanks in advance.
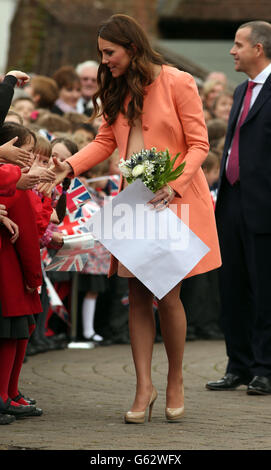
[0,216,19,243]
[0,137,32,167]
[16,168,40,190]
[6,70,30,87]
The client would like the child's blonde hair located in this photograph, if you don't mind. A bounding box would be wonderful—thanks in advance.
[35,133,52,157]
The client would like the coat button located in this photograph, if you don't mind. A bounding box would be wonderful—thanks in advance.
[143,125,149,131]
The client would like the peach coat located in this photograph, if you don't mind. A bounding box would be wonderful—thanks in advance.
[67,65,221,278]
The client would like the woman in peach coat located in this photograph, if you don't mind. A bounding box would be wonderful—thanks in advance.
[53,14,221,423]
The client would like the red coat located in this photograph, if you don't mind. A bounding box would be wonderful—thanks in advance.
[0,164,21,196]
[0,189,42,317]
[0,164,21,249]
[28,190,53,239]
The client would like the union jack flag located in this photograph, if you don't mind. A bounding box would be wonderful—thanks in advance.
[108,174,120,197]
[57,212,85,235]
[58,198,100,235]
[53,304,70,325]
[121,294,129,306]
[82,200,100,218]
[43,272,70,324]
[66,178,92,213]
[40,247,52,266]
[210,188,217,209]
[45,234,94,272]
[45,253,88,272]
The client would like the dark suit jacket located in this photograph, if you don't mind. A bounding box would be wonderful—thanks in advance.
[216,72,271,233]
[0,75,17,127]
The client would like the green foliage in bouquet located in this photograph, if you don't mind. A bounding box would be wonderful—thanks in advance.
[118,147,186,193]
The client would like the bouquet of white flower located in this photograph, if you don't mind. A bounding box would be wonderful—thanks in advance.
[118,147,185,193]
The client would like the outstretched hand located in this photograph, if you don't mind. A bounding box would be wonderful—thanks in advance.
[36,158,73,195]
[16,168,40,190]
[36,181,53,197]
[0,137,33,168]
[29,155,56,182]
[6,70,30,87]
[50,157,73,185]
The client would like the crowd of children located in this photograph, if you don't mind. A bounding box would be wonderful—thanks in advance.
[0,63,233,424]
[0,69,128,425]
[0,70,49,424]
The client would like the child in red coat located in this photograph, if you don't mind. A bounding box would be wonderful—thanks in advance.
[28,134,55,239]
[0,124,44,420]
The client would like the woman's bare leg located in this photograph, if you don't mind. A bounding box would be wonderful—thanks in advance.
[128,277,156,411]
[158,282,186,408]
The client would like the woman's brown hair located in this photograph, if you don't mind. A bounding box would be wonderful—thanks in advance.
[92,14,165,127]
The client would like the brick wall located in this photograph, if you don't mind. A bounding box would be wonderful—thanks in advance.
[8,0,268,76]
[161,0,271,21]
[101,0,158,35]
[6,0,159,75]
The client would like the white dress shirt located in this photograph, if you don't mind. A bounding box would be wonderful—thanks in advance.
[226,62,271,168]
[249,62,271,107]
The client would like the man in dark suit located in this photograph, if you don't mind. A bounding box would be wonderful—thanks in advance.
[206,21,271,395]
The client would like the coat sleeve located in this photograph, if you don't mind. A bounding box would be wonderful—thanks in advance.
[0,75,17,126]
[169,72,209,197]
[0,164,21,196]
[67,117,117,176]
[0,190,42,288]
[28,190,53,238]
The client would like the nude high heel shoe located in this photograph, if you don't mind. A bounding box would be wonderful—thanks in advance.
[124,387,158,424]
[165,385,185,422]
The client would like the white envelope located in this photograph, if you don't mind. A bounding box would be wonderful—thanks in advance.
[85,179,210,299]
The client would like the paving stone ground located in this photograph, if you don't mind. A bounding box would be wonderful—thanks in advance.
[0,339,270,452]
